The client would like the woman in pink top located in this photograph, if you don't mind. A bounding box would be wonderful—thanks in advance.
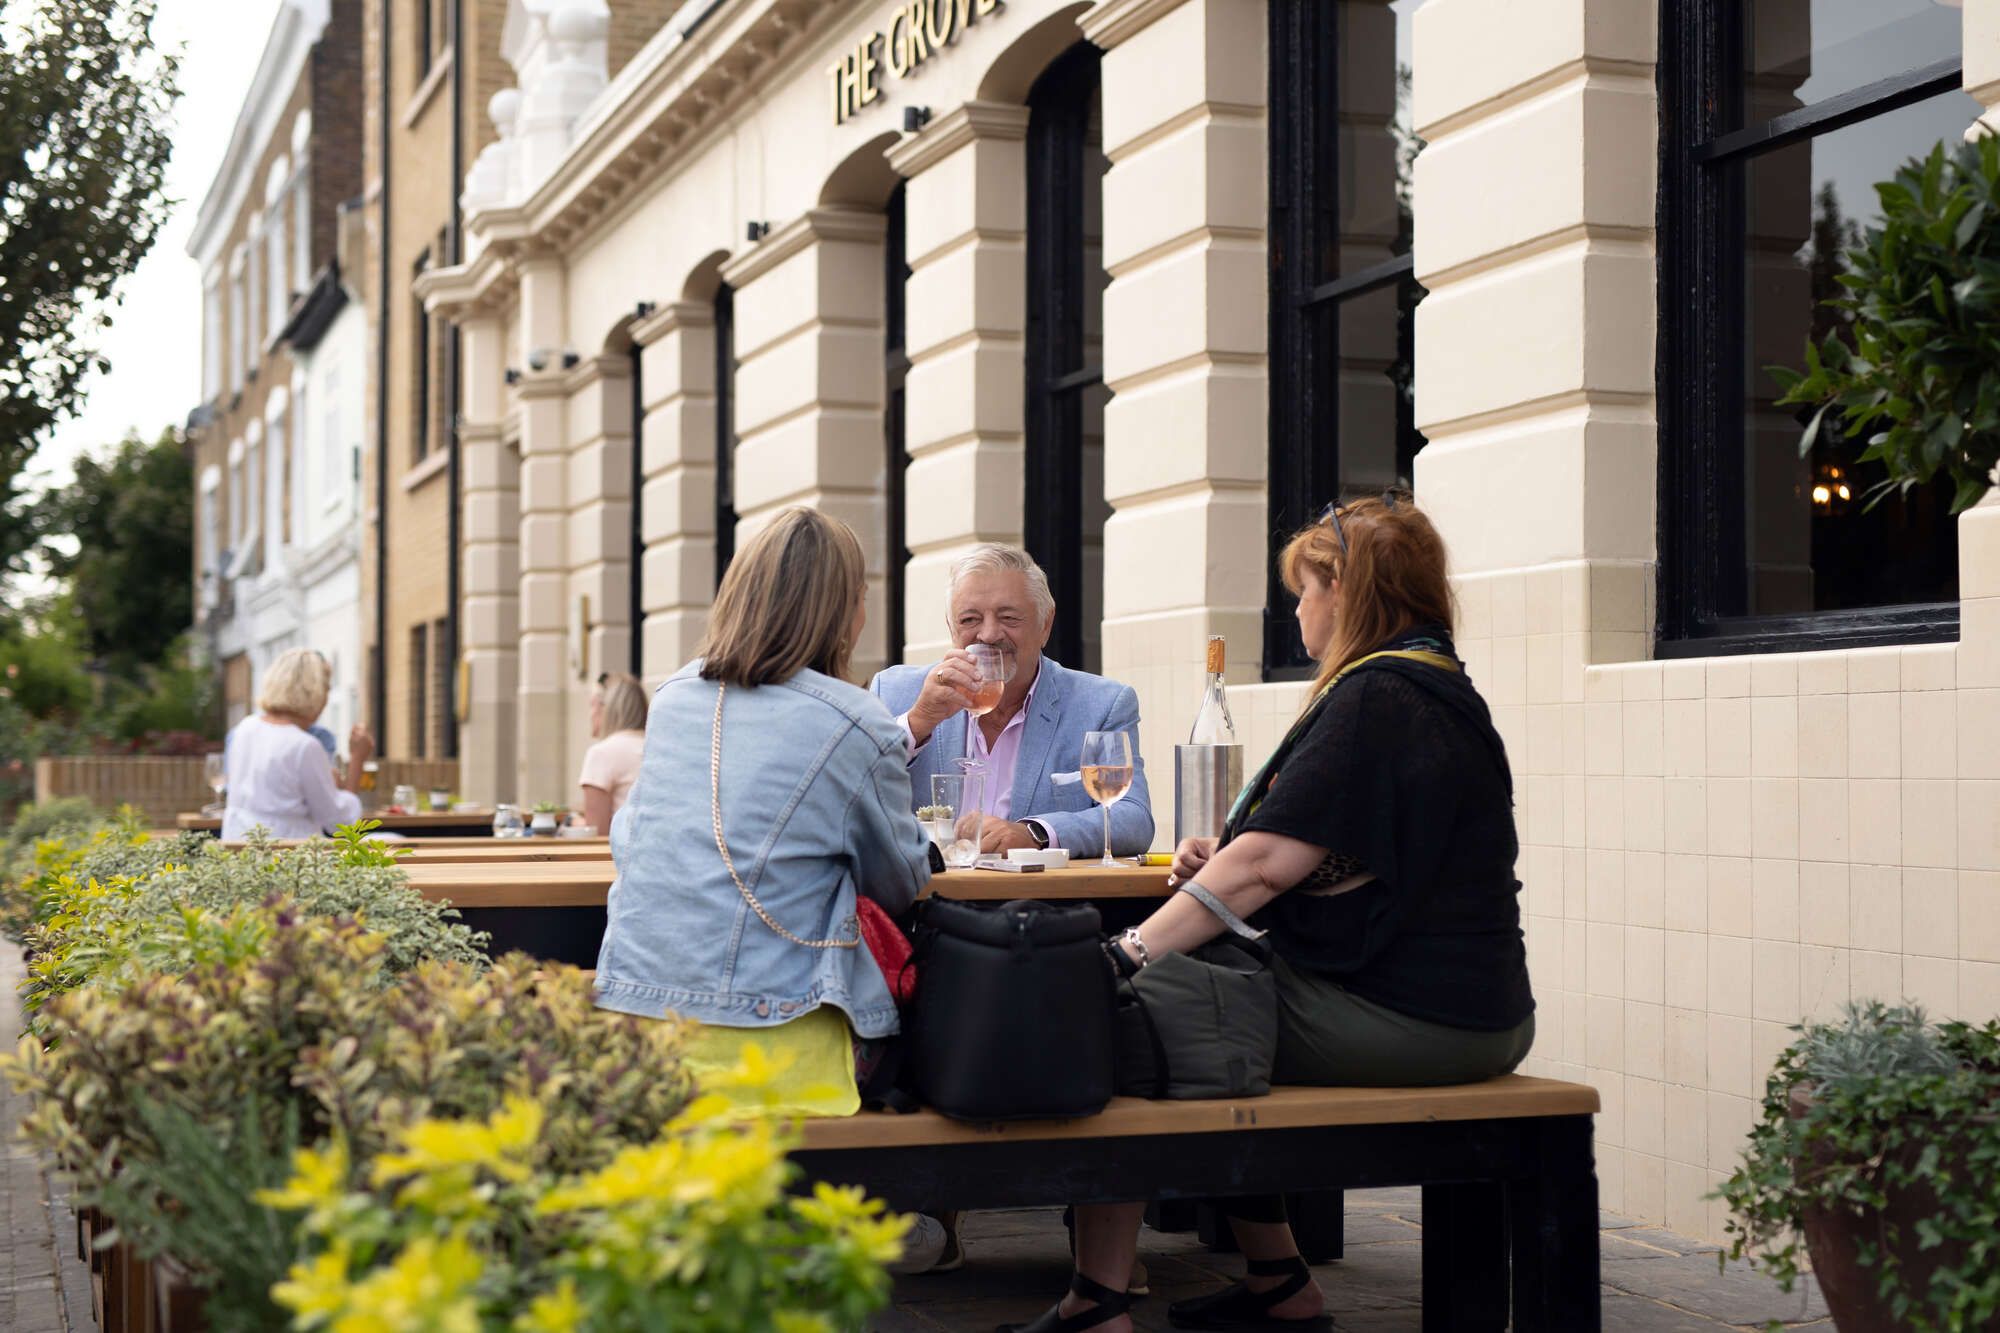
[576,672,649,833]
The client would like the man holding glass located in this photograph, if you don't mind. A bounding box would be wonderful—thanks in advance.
[868,543,1154,859]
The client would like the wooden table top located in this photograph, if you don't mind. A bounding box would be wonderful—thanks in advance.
[178,809,499,833]
[400,860,1174,909]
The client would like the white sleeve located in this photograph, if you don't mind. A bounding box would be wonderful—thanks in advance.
[298,740,362,832]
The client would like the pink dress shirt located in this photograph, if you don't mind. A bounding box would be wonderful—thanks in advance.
[899,662,1043,820]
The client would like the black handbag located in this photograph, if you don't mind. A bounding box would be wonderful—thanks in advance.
[1114,934,1278,1099]
[907,896,1116,1121]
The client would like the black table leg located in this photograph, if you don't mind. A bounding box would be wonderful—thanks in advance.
[1506,1115,1600,1332]
[1421,1180,1508,1332]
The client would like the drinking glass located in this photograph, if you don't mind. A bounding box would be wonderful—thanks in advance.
[202,751,226,816]
[961,644,1012,719]
[392,783,417,813]
[1079,730,1134,867]
[930,769,985,869]
[492,804,525,838]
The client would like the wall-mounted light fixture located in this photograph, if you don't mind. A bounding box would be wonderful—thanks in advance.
[746,220,772,242]
[561,351,581,370]
[504,367,523,385]
[903,105,932,133]
[635,300,657,320]
[526,347,551,372]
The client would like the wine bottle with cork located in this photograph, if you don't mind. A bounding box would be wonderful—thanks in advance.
[1174,634,1244,844]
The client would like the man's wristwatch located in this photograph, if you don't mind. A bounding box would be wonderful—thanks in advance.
[1023,818,1053,850]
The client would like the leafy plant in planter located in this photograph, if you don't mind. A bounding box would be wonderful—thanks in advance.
[1771,136,2000,513]
[1716,1002,2000,1332]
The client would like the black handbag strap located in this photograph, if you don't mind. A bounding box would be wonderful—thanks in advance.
[1120,975,1172,1100]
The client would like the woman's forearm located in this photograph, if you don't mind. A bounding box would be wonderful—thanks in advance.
[1126,831,1328,960]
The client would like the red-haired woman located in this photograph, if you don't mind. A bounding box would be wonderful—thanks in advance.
[1008,495,1535,1333]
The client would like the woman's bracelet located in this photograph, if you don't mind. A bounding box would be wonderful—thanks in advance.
[1117,927,1151,969]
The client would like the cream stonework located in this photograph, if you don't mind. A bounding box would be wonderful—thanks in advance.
[406,0,2000,1245]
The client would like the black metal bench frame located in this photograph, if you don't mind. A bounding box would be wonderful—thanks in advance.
[793,1111,1599,1332]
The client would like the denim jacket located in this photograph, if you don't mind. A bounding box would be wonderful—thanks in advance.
[594,661,931,1038]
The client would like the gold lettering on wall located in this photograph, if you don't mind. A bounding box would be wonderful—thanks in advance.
[830,0,1006,124]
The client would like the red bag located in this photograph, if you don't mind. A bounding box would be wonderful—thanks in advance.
[857,897,916,1003]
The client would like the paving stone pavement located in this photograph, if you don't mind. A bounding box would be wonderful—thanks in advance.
[881,1194,1833,1331]
[2,943,85,1333]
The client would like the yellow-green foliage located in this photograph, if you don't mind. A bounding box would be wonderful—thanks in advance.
[262,1047,908,1333]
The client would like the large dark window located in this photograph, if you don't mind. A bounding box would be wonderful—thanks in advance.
[884,183,910,667]
[1024,43,1108,672]
[629,332,645,676]
[713,282,737,586]
[1265,1,1425,676]
[1659,0,1971,654]
[408,622,429,759]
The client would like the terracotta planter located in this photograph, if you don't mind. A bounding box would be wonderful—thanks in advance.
[1790,1087,1993,1333]
[152,1254,208,1333]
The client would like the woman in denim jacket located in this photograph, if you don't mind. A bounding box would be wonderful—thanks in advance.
[594,507,932,1114]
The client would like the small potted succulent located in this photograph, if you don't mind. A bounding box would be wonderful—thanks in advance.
[916,804,954,854]
[427,787,452,812]
[529,801,565,837]
[1715,1001,2000,1332]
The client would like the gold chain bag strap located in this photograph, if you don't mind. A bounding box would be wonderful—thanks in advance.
[709,683,857,950]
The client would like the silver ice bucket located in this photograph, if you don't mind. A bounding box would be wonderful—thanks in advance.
[1174,743,1244,845]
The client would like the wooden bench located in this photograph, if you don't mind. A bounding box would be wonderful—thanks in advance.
[793,1076,1602,1332]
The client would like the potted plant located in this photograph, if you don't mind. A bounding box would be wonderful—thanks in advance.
[1771,136,2000,514]
[529,801,565,837]
[1716,1002,2000,1332]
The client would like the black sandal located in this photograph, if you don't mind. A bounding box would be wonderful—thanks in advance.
[998,1271,1137,1333]
[1167,1256,1332,1330]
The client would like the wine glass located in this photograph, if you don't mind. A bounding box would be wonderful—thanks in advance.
[202,751,226,816]
[961,644,1011,719]
[1079,730,1134,867]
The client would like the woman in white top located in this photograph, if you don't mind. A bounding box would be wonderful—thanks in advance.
[222,648,376,840]
[575,671,649,833]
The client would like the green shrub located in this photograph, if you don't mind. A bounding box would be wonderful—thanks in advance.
[1716,1002,2000,1331]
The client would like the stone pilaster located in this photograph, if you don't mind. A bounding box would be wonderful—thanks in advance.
[1079,0,1267,844]
[562,351,634,783]
[632,301,718,684]
[457,313,519,803]
[888,103,1031,665]
[514,253,571,806]
[719,207,891,682]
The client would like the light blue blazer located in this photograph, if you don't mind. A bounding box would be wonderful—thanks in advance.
[867,656,1155,857]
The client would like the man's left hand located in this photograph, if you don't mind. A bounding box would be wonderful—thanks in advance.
[979,819,1041,854]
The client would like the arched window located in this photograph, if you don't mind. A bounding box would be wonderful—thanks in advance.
[1264,1,1426,676]
[1024,43,1108,672]
[714,282,737,584]
[884,182,910,666]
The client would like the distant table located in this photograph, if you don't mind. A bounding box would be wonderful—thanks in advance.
[177,809,500,837]
[398,861,1174,964]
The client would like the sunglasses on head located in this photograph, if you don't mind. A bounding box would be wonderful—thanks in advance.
[1315,490,1403,554]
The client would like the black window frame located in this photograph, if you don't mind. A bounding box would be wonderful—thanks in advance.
[408,622,429,759]
[884,182,910,667]
[1264,2,1423,679]
[1656,0,1963,657]
[1023,42,1103,671]
[713,282,737,586]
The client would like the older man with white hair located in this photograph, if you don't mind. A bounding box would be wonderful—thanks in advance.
[869,543,1154,859]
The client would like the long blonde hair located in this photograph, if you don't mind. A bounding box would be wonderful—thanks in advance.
[1280,493,1456,707]
[597,672,649,733]
[698,507,867,687]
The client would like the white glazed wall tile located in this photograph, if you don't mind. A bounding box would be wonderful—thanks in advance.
[1902,867,1960,961]
[1627,850,1666,929]
[1959,690,2000,780]
[1750,656,1797,697]
[1903,953,1960,1015]
[1849,950,1904,1006]
[1664,699,1706,777]
[1752,941,1801,1022]
[1798,778,1850,864]
[1708,934,1752,1018]
[1627,925,1666,1005]
[1749,696,1799,778]
[1706,1017,1754,1101]
[1963,870,2000,965]
[1796,695,1847,778]
[1799,945,1850,1022]
[1750,779,1799,861]
[1707,855,1753,937]
[1707,779,1753,858]
[1846,646,1903,694]
[1900,644,1955,692]
[1666,1005,1706,1086]
[1624,777,1665,853]
[1624,699,1665,775]
[1799,860,1850,948]
[1751,858,1799,943]
[1705,698,1751,777]
[1961,960,2000,1017]
[1849,864,1903,955]
[1848,778,1903,867]
[1626,1071,1665,1152]
[1899,691,1957,780]
[1959,781,2000,872]
[1848,693,1902,778]
[1901,779,1958,871]
[1706,658,1750,698]
[1796,651,1847,696]
[1664,853,1707,932]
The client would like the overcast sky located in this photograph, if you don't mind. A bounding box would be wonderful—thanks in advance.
[22,0,283,502]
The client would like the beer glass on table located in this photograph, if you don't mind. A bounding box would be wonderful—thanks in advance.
[1079,730,1134,867]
